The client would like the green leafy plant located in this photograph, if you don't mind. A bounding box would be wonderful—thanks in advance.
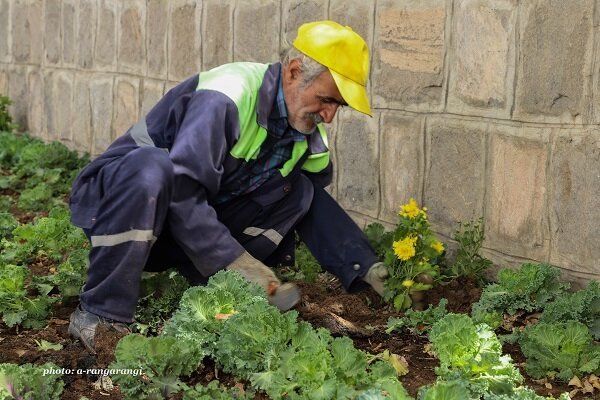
[540,280,600,340]
[471,263,569,329]
[0,96,17,133]
[0,362,64,400]
[386,298,448,335]
[183,380,253,400]
[134,270,190,335]
[427,313,523,398]
[519,320,600,382]
[0,264,56,329]
[34,339,63,351]
[110,334,203,400]
[1,207,88,266]
[449,218,492,283]
[0,212,18,240]
[366,198,445,310]
[160,271,410,399]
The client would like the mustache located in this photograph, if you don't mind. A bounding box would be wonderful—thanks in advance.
[307,113,323,125]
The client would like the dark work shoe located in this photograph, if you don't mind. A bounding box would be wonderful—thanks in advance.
[68,305,130,354]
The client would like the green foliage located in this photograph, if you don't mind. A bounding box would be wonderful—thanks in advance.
[540,280,600,340]
[291,241,322,283]
[34,339,63,352]
[182,380,253,400]
[428,313,523,398]
[0,264,55,329]
[0,96,17,133]
[471,263,569,329]
[448,218,492,283]
[0,362,64,400]
[1,207,88,265]
[386,299,448,335]
[134,270,190,335]
[216,301,299,378]
[365,198,445,311]
[0,131,32,168]
[417,380,473,400]
[0,131,89,213]
[110,334,203,400]
[483,387,571,400]
[0,212,18,240]
[158,271,410,399]
[162,270,266,356]
[519,321,600,382]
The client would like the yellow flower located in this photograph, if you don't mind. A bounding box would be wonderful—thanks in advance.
[393,236,417,261]
[399,198,426,219]
[431,240,444,254]
[401,279,415,288]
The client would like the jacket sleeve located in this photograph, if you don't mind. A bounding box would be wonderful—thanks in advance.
[166,89,245,277]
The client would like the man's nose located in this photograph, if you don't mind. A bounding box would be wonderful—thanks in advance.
[319,103,338,124]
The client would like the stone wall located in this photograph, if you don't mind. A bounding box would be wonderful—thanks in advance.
[1,0,598,286]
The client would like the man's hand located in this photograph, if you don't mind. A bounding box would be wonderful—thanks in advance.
[363,262,389,296]
[226,251,300,310]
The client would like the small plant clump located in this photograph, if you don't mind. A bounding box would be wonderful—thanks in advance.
[365,198,445,310]
[449,217,492,284]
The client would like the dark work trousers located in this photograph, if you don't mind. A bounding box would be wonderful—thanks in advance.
[79,148,377,323]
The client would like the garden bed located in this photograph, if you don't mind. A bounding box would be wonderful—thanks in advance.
[0,125,593,399]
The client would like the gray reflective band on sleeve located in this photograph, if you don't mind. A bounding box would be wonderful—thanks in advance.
[242,227,283,245]
[91,229,157,247]
[130,118,169,153]
[130,118,154,147]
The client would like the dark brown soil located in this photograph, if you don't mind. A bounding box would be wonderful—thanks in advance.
[0,271,584,399]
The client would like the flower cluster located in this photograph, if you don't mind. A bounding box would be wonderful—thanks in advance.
[382,198,446,310]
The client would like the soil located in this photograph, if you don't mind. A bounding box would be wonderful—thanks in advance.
[0,270,586,399]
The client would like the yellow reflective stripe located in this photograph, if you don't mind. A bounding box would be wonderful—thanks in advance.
[91,229,156,247]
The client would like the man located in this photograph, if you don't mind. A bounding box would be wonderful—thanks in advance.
[68,20,389,353]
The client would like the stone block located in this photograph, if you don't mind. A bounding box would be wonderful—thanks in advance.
[447,0,516,117]
[549,131,600,276]
[114,78,139,140]
[12,0,43,65]
[78,0,96,69]
[0,0,10,62]
[335,108,380,218]
[168,0,201,81]
[372,0,446,111]
[485,126,549,260]
[8,67,28,130]
[0,68,7,94]
[44,0,61,65]
[95,0,117,69]
[234,0,279,63]
[141,79,165,116]
[73,74,93,153]
[423,117,485,236]
[43,71,57,140]
[27,69,44,139]
[282,0,327,45]
[379,112,424,222]
[330,0,374,45]
[118,0,146,75]
[90,76,114,155]
[62,0,76,65]
[202,0,233,70]
[514,0,594,123]
[147,0,168,78]
[56,72,74,142]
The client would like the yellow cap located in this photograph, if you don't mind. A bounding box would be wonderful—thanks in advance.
[293,20,372,116]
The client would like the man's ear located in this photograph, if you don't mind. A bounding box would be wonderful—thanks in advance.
[285,58,303,83]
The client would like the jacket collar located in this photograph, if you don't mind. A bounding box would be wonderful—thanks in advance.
[256,62,281,129]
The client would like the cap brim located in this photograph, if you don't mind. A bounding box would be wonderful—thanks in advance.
[330,69,372,117]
